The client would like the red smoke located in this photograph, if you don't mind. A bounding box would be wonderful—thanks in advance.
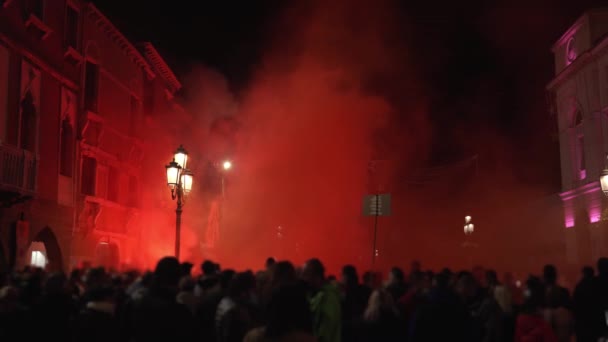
[219,0,402,274]
[139,0,420,274]
[136,0,431,275]
[131,0,565,280]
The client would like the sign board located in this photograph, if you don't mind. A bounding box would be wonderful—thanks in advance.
[362,194,392,216]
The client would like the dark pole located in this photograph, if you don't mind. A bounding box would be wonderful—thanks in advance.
[221,175,225,199]
[372,194,379,267]
[175,186,183,259]
[220,175,225,245]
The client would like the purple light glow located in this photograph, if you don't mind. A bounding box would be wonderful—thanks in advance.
[590,207,601,223]
[587,190,603,223]
[564,209,575,228]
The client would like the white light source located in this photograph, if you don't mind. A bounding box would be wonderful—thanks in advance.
[165,159,181,189]
[601,168,608,197]
[30,251,47,268]
[174,145,188,169]
[223,160,232,171]
[181,169,193,195]
[465,215,471,224]
[464,223,474,235]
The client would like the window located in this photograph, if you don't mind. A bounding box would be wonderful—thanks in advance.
[128,176,138,207]
[566,37,577,63]
[143,80,154,116]
[27,0,44,20]
[84,62,99,112]
[107,167,119,202]
[129,95,140,136]
[81,156,97,195]
[59,117,73,177]
[20,90,37,152]
[64,5,79,50]
[578,136,586,180]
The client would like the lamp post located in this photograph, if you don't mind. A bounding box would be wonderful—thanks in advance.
[165,145,193,259]
[601,164,608,197]
[221,160,232,198]
[464,215,474,235]
[463,215,476,268]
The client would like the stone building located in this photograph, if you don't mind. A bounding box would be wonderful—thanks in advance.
[0,0,183,271]
[548,8,608,267]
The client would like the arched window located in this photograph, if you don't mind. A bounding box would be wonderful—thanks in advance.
[20,90,37,152]
[31,227,63,271]
[59,117,73,177]
[573,110,583,127]
[577,136,586,180]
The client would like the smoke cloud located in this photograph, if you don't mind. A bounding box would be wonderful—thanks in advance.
[218,0,398,272]
[134,0,564,277]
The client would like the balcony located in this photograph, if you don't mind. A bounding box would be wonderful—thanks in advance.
[0,144,37,194]
[79,196,138,236]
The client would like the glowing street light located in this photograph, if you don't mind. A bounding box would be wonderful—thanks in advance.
[464,223,474,235]
[600,154,608,196]
[220,160,232,198]
[463,216,474,235]
[223,160,232,171]
[165,145,194,259]
[601,168,608,197]
[174,145,188,170]
[165,159,181,189]
[180,169,193,195]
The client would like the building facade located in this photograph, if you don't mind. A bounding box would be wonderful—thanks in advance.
[0,0,183,271]
[549,8,608,267]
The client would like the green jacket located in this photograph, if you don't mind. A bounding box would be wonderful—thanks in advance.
[309,283,342,342]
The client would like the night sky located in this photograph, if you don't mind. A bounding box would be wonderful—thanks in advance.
[95,0,608,194]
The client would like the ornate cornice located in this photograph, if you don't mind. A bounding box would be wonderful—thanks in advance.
[139,42,181,94]
[551,15,585,52]
[86,4,155,80]
[546,51,592,91]
[548,9,608,91]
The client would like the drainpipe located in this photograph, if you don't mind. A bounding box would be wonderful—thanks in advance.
[69,1,88,271]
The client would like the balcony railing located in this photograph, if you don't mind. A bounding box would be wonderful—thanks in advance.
[0,144,37,193]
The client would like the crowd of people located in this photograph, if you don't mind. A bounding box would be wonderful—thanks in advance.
[1,255,608,342]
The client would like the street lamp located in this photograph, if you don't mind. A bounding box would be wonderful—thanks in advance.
[181,169,193,195]
[463,215,476,268]
[464,223,474,234]
[165,145,194,259]
[223,160,232,171]
[601,168,608,197]
[174,145,188,170]
[464,215,474,235]
[600,154,608,196]
[220,160,232,198]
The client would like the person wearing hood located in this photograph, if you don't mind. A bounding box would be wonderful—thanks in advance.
[301,258,341,342]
